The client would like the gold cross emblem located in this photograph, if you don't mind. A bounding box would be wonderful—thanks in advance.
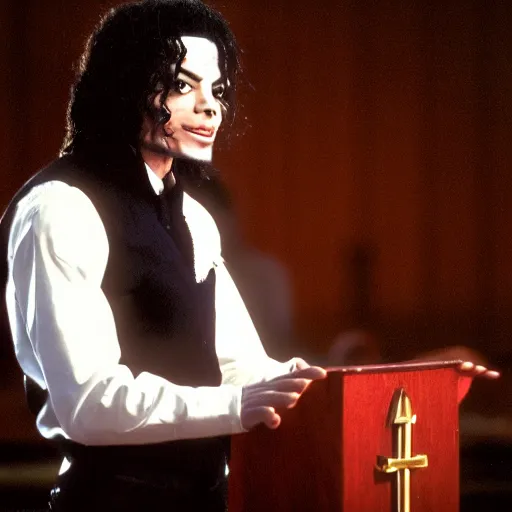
[376,388,428,512]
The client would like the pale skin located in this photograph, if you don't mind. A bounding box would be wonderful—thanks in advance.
[139,36,225,181]
[139,36,327,430]
[139,37,496,430]
[413,346,500,402]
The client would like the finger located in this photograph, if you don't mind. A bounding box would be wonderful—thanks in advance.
[258,406,281,429]
[268,413,281,429]
[457,362,500,379]
[266,378,313,393]
[293,358,310,370]
[458,362,487,376]
[275,366,327,381]
[243,390,300,410]
[459,361,474,372]
[241,406,281,430]
[293,366,327,380]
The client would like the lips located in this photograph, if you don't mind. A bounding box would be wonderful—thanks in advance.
[182,125,215,138]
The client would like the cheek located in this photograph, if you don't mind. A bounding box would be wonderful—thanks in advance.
[164,96,194,119]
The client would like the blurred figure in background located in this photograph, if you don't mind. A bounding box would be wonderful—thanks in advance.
[326,328,382,367]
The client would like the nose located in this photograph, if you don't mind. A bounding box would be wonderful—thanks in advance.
[195,86,218,118]
[203,107,215,117]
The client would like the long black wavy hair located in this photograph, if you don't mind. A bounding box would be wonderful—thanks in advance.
[62,0,241,178]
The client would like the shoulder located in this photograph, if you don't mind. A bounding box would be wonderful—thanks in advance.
[9,180,107,259]
[14,181,100,229]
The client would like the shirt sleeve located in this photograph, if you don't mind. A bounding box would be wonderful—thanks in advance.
[214,262,298,386]
[6,182,244,446]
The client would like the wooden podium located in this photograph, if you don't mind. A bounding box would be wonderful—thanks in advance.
[228,361,461,511]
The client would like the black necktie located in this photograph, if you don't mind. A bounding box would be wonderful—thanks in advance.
[159,175,195,268]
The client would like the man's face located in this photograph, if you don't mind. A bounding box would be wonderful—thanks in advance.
[140,36,225,163]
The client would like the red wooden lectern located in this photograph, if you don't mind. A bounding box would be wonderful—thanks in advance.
[229,361,461,511]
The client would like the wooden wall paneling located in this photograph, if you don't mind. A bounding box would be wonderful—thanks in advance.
[487,1,512,361]
[470,0,494,354]
[217,1,511,359]
[368,4,425,318]
[417,2,442,324]
[339,3,381,336]
[280,1,356,347]
[215,0,288,266]
[432,2,480,315]
[464,0,512,413]
[214,0,309,348]
[315,1,361,336]
[412,2,478,350]
[239,0,288,257]
[2,0,511,366]
[9,0,122,189]
[211,0,257,208]
[0,0,25,210]
[0,0,19,367]
[0,1,14,208]
[218,0,360,350]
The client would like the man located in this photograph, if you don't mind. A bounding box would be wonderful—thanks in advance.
[1,1,499,511]
[0,1,326,510]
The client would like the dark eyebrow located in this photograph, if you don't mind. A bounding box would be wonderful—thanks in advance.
[178,67,224,86]
[178,68,202,82]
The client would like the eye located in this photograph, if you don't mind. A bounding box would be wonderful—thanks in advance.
[175,80,192,94]
[213,83,226,99]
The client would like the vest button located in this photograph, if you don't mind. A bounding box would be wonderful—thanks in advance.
[166,225,171,230]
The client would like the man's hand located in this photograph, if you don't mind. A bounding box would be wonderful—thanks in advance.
[293,357,312,371]
[456,361,500,403]
[241,366,326,430]
[412,345,500,403]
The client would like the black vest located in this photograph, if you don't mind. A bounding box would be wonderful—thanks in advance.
[0,146,228,469]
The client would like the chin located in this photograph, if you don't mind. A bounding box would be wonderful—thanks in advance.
[178,146,214,163]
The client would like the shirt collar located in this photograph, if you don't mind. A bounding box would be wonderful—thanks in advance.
[144,162,165,195]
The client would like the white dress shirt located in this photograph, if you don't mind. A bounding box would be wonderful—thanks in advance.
[5,163,296,446]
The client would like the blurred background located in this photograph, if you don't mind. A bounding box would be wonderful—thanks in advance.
[0,0,511,510]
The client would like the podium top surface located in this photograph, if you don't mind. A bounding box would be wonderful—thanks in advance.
[326,359,463,375]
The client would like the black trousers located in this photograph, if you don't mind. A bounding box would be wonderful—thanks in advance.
[48,456,228,512]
